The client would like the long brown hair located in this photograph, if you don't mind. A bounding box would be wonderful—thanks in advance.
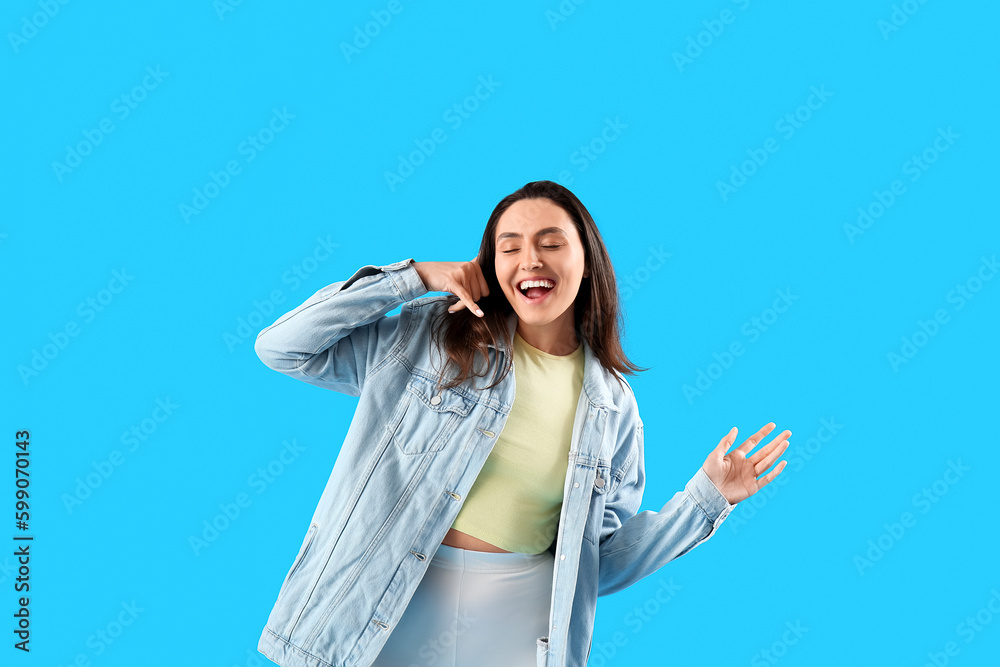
[429,180,648,392]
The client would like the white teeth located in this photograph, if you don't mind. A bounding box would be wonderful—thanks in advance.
[518,279,555,290]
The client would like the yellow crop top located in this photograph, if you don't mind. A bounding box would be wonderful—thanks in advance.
[449,330,584,554]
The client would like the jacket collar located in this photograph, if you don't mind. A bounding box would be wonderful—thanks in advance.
[487,308,619,412]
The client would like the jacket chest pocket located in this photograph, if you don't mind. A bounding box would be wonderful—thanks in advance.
[583,462,619,545]
[386,373,475,455]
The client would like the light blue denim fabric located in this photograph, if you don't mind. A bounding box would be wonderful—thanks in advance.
[253,257,735,667]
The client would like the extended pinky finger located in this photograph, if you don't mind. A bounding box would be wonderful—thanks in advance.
[756,459,788,489]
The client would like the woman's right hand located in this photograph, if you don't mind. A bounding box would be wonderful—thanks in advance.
[412,258,490,317]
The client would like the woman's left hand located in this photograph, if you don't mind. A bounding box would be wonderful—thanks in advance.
[702,422,790,505]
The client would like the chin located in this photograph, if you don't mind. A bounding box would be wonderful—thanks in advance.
[513,305,565,326]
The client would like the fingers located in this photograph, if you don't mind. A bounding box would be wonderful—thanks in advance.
[445,259,488,316]
[710,427,738,459]
[752,437,790,476]
[471,258,489,300]
[448,288,482,316]
[736,422,777,455]
[448,282,484,317]
[748,428,791,465]
[755,459,788,490]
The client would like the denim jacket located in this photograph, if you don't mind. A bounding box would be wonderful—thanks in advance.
[253,257,735,667]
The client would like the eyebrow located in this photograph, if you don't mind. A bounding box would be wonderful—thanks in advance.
[496,227,568,242]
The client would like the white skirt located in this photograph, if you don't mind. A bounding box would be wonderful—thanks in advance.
[371,543,554,667]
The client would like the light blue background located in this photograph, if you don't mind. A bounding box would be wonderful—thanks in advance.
[4,1,998,665]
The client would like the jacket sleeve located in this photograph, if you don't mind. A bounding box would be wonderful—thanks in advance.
[253,257,429,396]
[596,416,736,597]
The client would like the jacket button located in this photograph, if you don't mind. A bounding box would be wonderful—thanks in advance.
[574,482,579,488]
[430,394,442,405]
[449,491,461,500]
[594,476,605,488]
[560,554,566,560]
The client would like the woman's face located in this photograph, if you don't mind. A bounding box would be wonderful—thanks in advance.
[493,197,588,339]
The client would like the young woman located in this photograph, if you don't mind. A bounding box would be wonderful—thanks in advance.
[254,180,789,667]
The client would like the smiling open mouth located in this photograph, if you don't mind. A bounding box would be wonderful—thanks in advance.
[517,279,556,301]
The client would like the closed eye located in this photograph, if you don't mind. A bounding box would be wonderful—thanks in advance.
[501,245,562,253]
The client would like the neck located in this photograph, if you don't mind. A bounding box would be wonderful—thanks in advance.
[515,310,579,356]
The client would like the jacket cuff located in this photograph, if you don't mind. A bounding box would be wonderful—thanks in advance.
[340,258,429,303]
[685,467,735,527]
[382,258,429,303]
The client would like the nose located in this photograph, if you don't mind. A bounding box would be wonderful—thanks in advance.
[521,246,541,270]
